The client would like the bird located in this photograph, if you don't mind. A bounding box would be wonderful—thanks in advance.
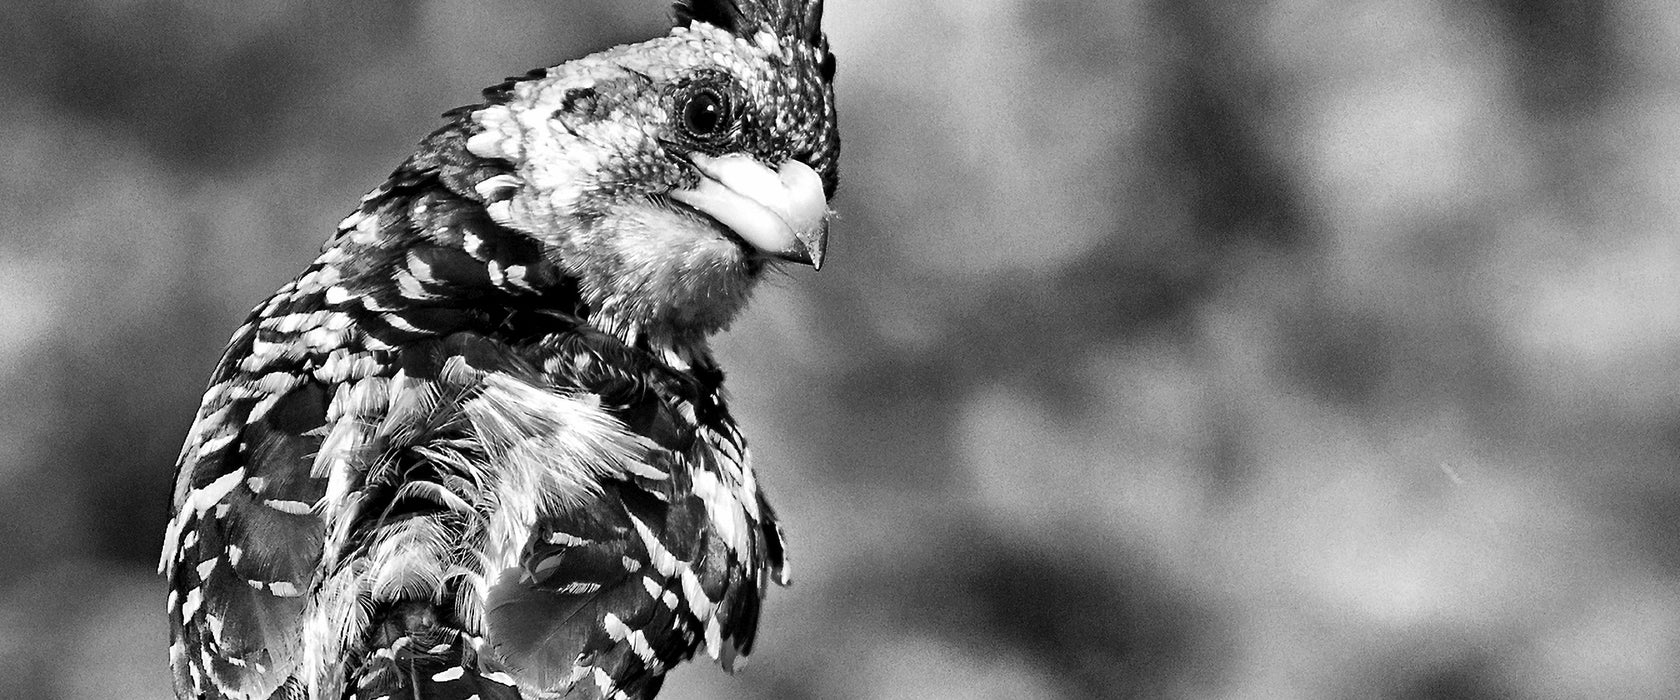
[158,0,836,697]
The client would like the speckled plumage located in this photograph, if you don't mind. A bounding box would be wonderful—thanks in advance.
[160,1,834,698]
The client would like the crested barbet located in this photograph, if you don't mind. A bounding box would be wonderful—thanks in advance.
[158,0,836,697]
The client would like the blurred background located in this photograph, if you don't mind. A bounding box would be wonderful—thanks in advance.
[2,0,1678,697]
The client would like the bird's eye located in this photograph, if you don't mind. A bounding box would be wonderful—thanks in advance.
[679,87,732,140]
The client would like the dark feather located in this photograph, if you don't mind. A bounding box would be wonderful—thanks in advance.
[673,0,827,48]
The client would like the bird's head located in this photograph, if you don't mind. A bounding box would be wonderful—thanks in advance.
[463,0,837,340]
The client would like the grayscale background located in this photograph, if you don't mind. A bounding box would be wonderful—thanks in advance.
[3,0,1677,697]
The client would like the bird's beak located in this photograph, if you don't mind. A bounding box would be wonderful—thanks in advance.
[670,153,830,269]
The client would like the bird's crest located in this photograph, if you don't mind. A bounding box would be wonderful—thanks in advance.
[674,0,828,54]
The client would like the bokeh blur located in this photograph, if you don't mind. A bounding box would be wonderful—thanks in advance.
[3,0,1679,697]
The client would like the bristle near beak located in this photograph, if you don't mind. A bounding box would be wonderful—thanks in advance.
[670,154,830,269]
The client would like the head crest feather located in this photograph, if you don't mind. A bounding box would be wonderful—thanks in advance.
[673,0,826,48]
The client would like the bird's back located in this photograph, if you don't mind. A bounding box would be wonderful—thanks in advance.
[162,120,789,700]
